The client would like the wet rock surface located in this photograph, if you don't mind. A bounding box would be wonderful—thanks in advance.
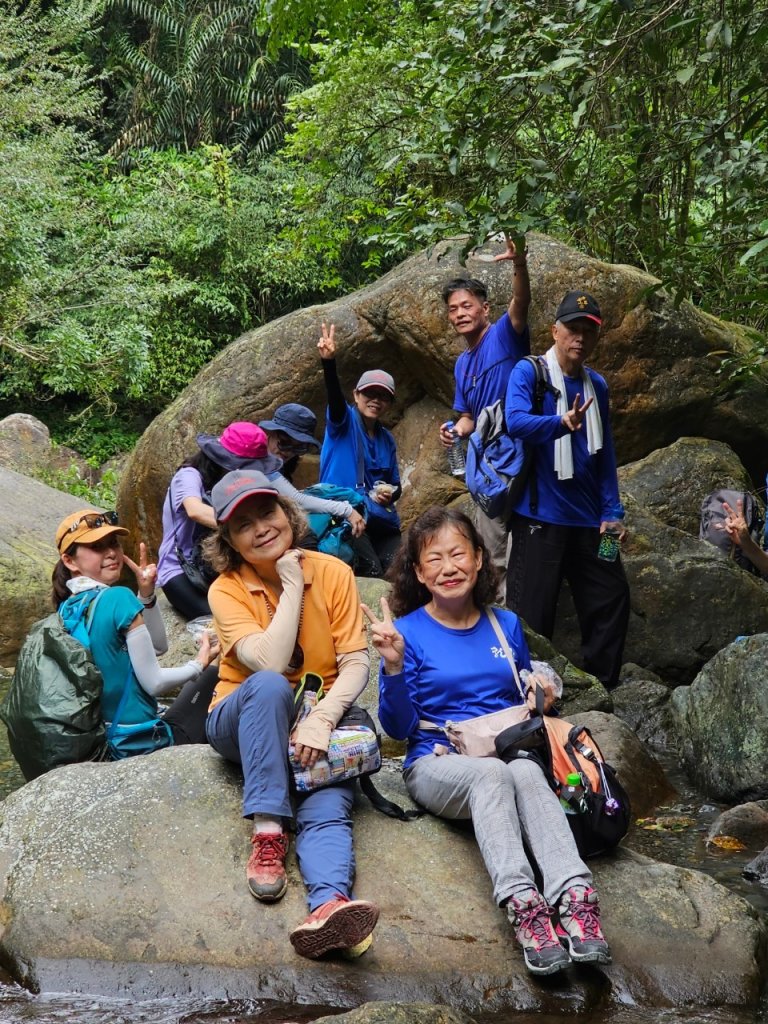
[0,747,764,1012]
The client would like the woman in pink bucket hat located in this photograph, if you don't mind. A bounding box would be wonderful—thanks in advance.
[158,421,365,618]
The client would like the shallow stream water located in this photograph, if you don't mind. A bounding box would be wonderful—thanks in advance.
[0,670,765,1024]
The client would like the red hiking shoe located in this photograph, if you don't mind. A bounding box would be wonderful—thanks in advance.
[289,895,380,960]
[247,831,289,902]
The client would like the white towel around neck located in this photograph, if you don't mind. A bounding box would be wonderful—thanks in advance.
[544,346,603,480]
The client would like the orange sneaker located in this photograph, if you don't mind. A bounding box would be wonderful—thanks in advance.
[247,831,289,902]
[289,895,379,959]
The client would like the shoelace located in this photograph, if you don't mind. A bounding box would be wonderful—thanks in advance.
[251,833,286,866]
[515,902,558,948]
[567,896,603,939]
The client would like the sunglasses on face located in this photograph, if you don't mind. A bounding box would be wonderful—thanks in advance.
[275,433,311,455]
[66,511,120,535]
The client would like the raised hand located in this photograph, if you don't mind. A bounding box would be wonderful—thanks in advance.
[561,393,594,432]
[722,499,749,547]
[317,321,336,360]
[123,541,157,600]
[493,233,527,264]
[361,597,405,675]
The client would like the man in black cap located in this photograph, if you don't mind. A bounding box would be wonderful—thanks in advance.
[502,291,629,690]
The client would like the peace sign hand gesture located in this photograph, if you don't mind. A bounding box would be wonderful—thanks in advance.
[362,597,405,675]
[123,541,158,600]
[317,322,336,361]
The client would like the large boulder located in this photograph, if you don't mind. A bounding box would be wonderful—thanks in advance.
[0,747,764,1012]
[117,235,768,558]
[552,439,768,683]
[0,468,102,667]
[0,414,88,481]
[671,634,768,802]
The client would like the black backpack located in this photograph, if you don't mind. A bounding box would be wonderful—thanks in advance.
[699,488,765,576]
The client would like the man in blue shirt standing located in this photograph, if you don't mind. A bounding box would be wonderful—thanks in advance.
[439,237,531,576]
[504,291,629,690]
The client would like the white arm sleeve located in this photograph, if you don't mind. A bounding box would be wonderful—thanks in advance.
[140,601,168,655]
[126,624,203,698]
[270,474,354,519]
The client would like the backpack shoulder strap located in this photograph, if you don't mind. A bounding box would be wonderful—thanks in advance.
[359,775,425,821]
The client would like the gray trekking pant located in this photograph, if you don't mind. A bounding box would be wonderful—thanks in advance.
[473,506,509,603]
[405,753,592,907]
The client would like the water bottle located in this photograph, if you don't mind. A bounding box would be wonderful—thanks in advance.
[559,772,587,815]
[445,421,466,477]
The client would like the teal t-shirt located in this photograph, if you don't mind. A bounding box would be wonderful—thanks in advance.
[63,586,158,724]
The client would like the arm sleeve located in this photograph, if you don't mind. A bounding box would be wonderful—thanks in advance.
[139,601,168,655]
[229,576,304,674]
[126,624,203,697]
[495,312,531,361]
[378,639,421,740]
[322,358,347,425]
[504,360,570,444]
[292,649,370,750]
[270,474,354,519]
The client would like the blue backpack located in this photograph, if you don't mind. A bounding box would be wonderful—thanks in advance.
[303,484,367,565]
[465,356,554,523]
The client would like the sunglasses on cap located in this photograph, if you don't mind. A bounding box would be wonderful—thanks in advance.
[65,511,120,535]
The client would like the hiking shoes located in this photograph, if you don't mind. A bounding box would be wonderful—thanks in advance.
[247,831,289,902]
[289,895,380,960]
[557,885,612,964]
[507,889,572,976]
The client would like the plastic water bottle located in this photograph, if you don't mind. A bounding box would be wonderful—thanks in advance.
[559,772,587,815]
[445,421,466,477]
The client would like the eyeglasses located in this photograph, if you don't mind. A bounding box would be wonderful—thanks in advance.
[275,433,311,456]
[66,511,119,535]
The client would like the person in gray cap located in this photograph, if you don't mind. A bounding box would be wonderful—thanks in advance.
[203,470,379,958]
[317,323,402,577]
[503,291,629,690]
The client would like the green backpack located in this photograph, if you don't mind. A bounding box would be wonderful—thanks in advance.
[0,594,107,781]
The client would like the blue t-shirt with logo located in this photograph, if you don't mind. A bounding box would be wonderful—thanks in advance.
[378,606,531,768]
[453,313,531,420]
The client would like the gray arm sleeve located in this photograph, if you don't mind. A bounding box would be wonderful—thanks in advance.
[271,474,354,519]
[140,601,168,655]
[126,624,203,698]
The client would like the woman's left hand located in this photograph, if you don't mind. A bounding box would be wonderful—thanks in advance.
[292,740,324,769]
[526,674,557,714]
[123,541,158,600]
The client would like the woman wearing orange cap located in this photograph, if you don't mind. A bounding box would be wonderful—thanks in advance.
[53,510,219,756]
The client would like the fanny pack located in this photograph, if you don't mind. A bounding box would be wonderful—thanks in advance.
[418,607,530,756]
[289,673,381,793]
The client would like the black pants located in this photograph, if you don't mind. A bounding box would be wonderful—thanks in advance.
[506,515,630,690]
[162,572,211,620]
[352,520,402,578]
[162,664,219,744]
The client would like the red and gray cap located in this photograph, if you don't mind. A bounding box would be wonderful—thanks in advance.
[355,369,396,396]
[555,291,602,326]
[211,470,279,522]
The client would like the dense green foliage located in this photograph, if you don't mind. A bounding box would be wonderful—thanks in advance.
[0,0,766,458]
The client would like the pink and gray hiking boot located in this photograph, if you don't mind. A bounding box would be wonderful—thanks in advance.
[557,885,611,964]
[507,889,572,976]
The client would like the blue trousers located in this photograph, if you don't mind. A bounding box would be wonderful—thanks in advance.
[206,670,356,910]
